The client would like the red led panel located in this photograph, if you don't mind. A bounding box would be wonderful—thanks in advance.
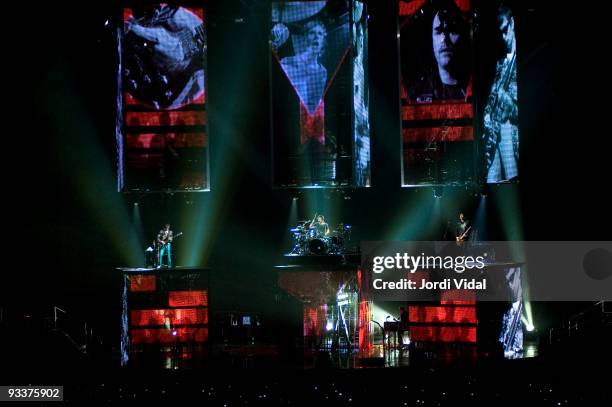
[440,299,476,305]
[440,290,476,303]
[125,133,208,149]
[125,111,206,127]
[129,275,156,292]
[125,92,205,106]
[409,306,477,323]
[169,291,208,307]
[130,327,209,344]
[303,306,322,337]
[130,308,208,327]
[403,127,474,143]
[402,104,473,121]
[358,300,373,353]
[410,326,476,343]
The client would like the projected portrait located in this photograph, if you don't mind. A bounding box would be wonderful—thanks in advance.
[399,0,474,186]
[404,0,471,103]
[483,5,518,183]
[270,1,369,188]
[123,4,205,110]
[279,19,328,114]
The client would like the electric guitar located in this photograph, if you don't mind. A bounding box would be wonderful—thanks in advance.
[158,232,183,246]
[456,226,471,242]
[124,6,205,108]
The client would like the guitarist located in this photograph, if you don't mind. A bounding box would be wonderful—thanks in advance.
[157,223,175,268]
[455,212,471,242]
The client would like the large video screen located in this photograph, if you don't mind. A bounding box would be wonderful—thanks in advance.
[270,1,370,188]
[399,0,474,186]
[352,2,371,187]
[117,4,209,192]
[476,3,519,183]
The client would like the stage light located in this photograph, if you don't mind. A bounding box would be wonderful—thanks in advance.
[326,321,334,331]
[433,187,443,198]
[525,322,535,332]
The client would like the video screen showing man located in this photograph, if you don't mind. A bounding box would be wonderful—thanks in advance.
[483,5,518,183]
[278,18,328,114]
[123,4,205,110]
[270,1,351,186]
[402,0,471,103]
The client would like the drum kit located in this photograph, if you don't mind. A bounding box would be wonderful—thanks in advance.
[289,221,352,255]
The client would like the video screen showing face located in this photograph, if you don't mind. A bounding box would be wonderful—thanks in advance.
[399,0,474,186]
[118,4,208,192]
[477,4,519,184]
[270,1,369,188]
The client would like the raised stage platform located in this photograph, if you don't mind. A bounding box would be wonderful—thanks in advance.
[118,267,211,369]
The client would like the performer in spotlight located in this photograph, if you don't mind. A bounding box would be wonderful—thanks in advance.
[455,212,471,242]
[310,213,330,237]
[157,223,174,268]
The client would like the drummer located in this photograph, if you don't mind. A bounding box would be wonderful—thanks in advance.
[310,214,330,237]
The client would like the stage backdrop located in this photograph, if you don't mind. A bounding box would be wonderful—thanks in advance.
[270,0,371,188]
[117,3,209,192]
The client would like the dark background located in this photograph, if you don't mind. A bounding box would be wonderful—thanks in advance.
[2,0,610,358]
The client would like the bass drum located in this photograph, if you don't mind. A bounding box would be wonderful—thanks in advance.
[308,238,328,255]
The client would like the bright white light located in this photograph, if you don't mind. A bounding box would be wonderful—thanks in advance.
[525,322,535,332]
[326,321,334,331]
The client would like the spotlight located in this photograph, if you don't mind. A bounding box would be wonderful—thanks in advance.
[326,321,334,331]
[433,186,443,199]
[525,322,535,332]
[481,184,489,198]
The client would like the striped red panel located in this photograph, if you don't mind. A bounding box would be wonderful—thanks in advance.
[403,126,473,142]
[409,306,477,323]
[399,0,470,16]
[440,290,476,303]
[304,306,322,337]
[125,133,208,149]
[125,111,206,127]
[130,327,209,344]
[125,92,205,105]
[402,104,473,121]
[409,271,429,283]
[441,300,477,305]
[130,308,208,327]
[410,326,476,343]
[129,275,156,292]
[169,291,208,307]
